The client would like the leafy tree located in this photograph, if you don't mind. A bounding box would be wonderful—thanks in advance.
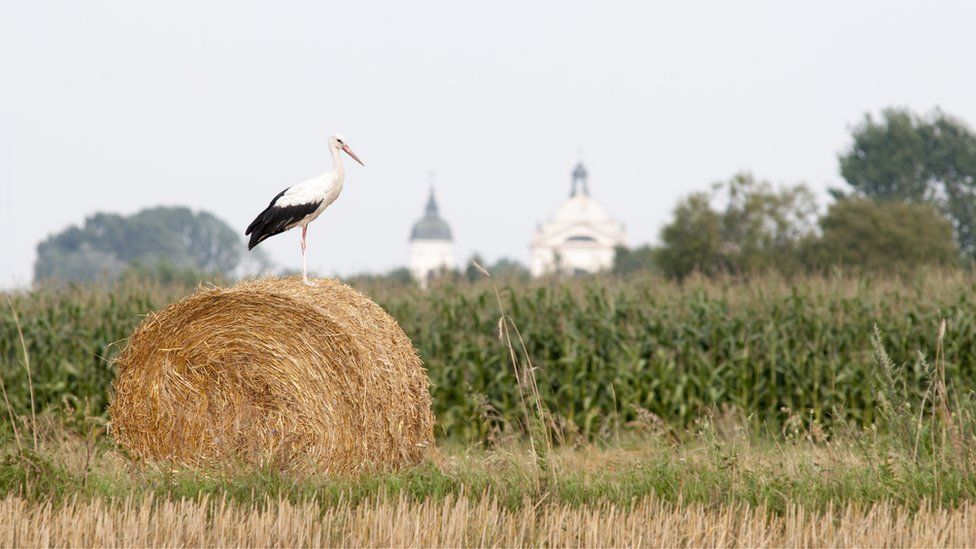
[612,245,657,275]
[137,207,244,274]
[459,255,530,283]
[656,193,724,278]
[33,242,129,283]
[117,258,223,288]
[384,267,415,285]
[839,108,976,256]
[656,173,817,278]
[486,257,530,281]
[804,199,959,272]
[464,254,486,283]
[34,206,264,283]
[344,267,415,288]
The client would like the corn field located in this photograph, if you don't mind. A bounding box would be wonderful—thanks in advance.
[2,271,974,441]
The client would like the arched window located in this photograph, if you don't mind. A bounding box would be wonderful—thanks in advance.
[565,235,597,243]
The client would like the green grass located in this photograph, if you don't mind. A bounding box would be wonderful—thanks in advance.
[2,424,975,514]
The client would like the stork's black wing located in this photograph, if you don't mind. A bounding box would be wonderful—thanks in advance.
[245,189,322,250]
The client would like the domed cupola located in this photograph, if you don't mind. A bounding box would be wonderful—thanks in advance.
[409,186,455,287]
[410,189,453,241]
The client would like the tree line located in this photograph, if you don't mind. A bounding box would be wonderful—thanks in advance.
[34,206,271,284]
[616,107,974,278]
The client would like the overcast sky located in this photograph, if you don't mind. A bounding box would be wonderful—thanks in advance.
[2,1,976,287]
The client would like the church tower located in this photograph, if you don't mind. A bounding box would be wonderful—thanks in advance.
[409,188,455,286]
[529,160,626,276]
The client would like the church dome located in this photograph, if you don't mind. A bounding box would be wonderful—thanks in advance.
[410,188,453,241]
[550,161,613,222]
[551,194,613,223]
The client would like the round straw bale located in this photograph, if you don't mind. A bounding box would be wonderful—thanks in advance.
[108,277,434,472]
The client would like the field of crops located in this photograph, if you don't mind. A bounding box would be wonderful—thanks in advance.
[2,270,975,440]
[3,271,976,546]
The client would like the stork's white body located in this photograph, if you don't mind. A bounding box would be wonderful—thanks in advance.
[245,134,363,285]
[275,171,344,230]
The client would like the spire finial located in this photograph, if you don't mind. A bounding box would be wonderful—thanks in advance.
[426,173,438,215]
[571,157,589,197]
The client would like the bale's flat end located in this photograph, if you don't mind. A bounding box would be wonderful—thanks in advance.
[109,276,435,473]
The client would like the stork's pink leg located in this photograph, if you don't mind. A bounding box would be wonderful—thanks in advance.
[300,225,315,286]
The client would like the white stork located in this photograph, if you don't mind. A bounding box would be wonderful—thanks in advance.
[246,133,364,286]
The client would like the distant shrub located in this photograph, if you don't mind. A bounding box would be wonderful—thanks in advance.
[805,199,959,272]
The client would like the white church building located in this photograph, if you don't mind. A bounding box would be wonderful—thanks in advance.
[409,188,455,286]
[529,162,627,277]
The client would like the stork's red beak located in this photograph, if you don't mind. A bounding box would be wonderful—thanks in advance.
[342,144,365,166]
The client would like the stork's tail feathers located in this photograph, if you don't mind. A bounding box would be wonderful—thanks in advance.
[247,230,264,251]
[246,214,285,250]
[245,208,277,250]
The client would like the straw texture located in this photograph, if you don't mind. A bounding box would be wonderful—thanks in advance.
[108,277,434,472]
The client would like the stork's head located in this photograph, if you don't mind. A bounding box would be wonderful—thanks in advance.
[331,133,365,166]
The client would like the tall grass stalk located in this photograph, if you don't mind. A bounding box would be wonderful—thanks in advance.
[473,261,553,478]
[872,319,975,478]
[3,297,35,454]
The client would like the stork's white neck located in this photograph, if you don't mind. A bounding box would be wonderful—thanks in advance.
[330,142,345,181]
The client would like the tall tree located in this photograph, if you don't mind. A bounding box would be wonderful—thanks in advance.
[137,207,244,274]
[657,173,817,278]
[34,206,265,283]
[656,193,724,278]
[839,108,976,256]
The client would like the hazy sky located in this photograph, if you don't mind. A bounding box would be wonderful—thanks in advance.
[3,1,976,286]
